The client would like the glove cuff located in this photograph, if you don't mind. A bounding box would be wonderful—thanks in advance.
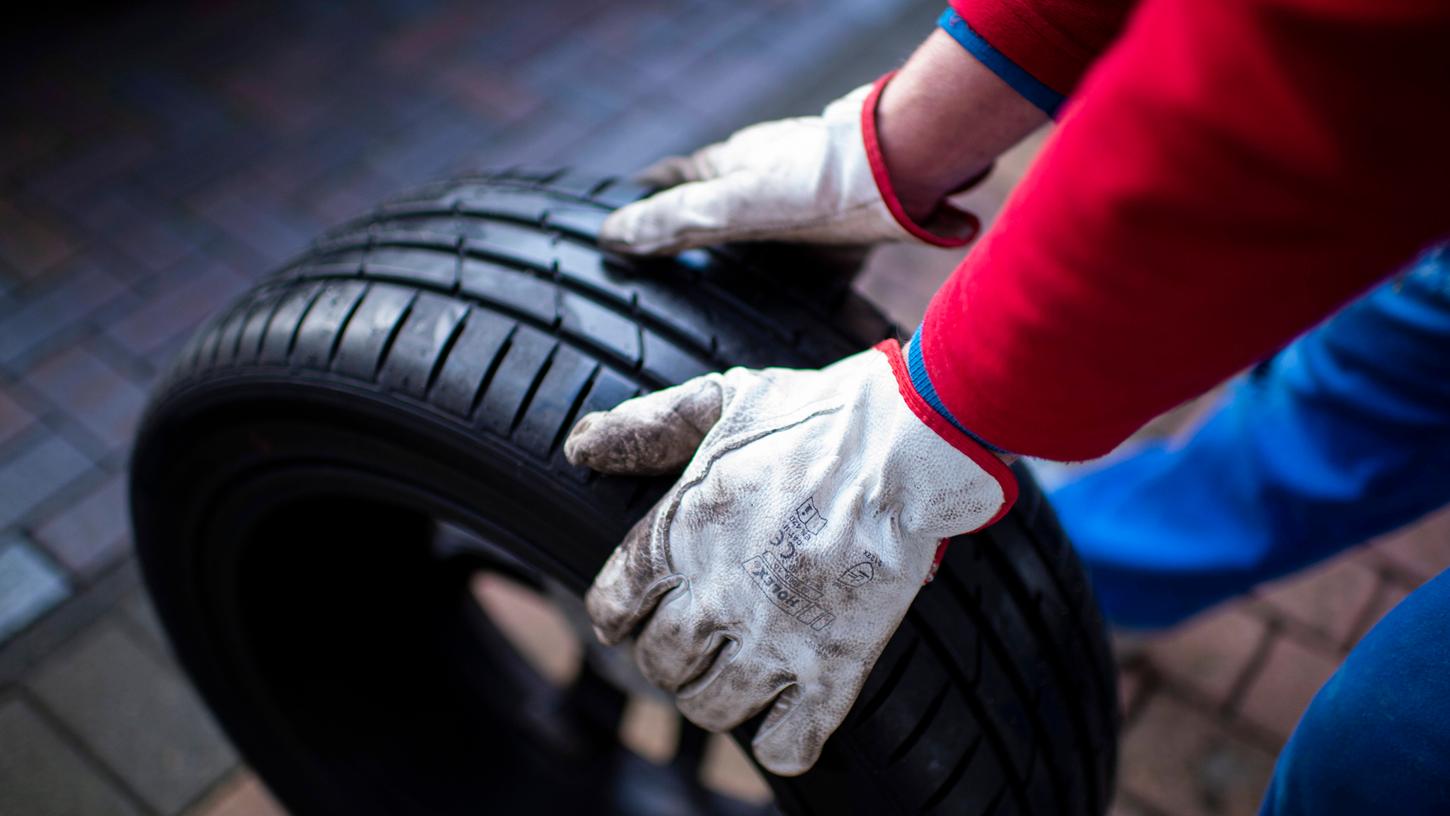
[861,73,984,249]
[874,338,1018,531]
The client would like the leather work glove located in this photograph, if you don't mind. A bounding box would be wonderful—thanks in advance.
[598,78,981,255]
[564,339,1017,775]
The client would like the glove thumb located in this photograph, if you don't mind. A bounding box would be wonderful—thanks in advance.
[564,375,724,475]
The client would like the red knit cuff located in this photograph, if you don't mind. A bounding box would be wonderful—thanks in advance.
[860,73,982,249]
[874,338,1018,532]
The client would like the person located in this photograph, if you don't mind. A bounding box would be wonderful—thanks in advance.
[559,0,1450,812]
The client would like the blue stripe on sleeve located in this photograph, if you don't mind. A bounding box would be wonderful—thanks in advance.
[937,8,1064,118]
[906,327,1011,454]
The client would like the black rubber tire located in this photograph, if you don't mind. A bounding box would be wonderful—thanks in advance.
[130,169,1118,816]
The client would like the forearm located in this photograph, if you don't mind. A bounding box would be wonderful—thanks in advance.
[876,29,1047,222]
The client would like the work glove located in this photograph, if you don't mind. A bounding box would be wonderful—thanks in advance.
[598,78,981,255]
[564,339,1017,775]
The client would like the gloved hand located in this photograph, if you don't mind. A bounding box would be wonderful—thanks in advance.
[598,78,981,256]
[564,340,1017,775]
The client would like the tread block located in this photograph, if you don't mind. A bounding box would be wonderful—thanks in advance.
[429,315,515,418]
[363,246,457,289]
[511,344,598,459]
[553,240,637,304]
[453,190,556,223]
[259,283,322,365]
[558,291,639,367]
[475,325,556,437]
[640,330,711,384]
[332,283,416,380]
[377,292,469,399]
[293,282,368,370]
[465,221,557,272]
[458,259,557,327]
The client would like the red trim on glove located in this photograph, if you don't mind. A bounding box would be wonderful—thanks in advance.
[861,74,981,248]
[874,338,1018,533]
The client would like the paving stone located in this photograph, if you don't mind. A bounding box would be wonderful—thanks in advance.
[0,433,94,529]
[0,698,142,816]
[1108,795,1162,816]
[1146,607,1266,707]
[77,187,212,275]
[1372,507,1450,584]
[0,198,77,279]
[29,622,238,815]
[189,180,321,268]
[25,343,149,453]
[1119,666,1148,716]
[106,261,249,361]
[0,263,133,370]
[193,772,287,816]
[33,474,132,578]
[120,587,171,657]
[0,386,36,450]
[1348,580,1413,648]
[25,130,157,212]
[1236,636,1341,744]
[1120,694,1277,816]
[1257,555,1379,648]
[0,536,72,643]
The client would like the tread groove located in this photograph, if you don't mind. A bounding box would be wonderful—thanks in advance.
[887,680,951,765]
[510,342,558,434]
[922,731,984,812]
[854,638,919,726]
[372,291,418,380]
[467,325,517,420]
[550,363,600,457]
[423,305,471,397]
[327,283,371,367]
[284,285,327,364]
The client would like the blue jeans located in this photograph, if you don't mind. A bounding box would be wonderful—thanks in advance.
[1046,246,1450,814]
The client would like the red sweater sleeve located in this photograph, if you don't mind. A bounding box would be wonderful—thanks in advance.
[920,0,1450,461]
[948,0,1137,96]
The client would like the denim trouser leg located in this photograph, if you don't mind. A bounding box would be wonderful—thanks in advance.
[1258,566,1450,815]
[1049,246,1450,629]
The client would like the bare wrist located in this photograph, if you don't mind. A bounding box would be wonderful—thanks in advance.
[874,29,1048,223]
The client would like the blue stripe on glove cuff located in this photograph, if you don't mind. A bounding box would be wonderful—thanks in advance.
[937,8,1065,118]
[906,328,1011,455]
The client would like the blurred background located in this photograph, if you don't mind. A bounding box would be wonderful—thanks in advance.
[1,1,1447,815]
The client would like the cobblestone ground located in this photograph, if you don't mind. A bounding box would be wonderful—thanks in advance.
[2,2,1447,815]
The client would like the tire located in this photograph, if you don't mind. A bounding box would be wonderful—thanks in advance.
[130,169,1118,816]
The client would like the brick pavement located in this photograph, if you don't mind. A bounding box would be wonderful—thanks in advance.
[1,2,1447,815]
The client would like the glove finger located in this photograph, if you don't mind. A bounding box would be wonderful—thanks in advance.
[674,643,793,734]
[633,155,706,189]
[584,495,681,645]
[597,172,759,256]
[564,375,723,475]
[750,682,849,777]
[633,593,739,693]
